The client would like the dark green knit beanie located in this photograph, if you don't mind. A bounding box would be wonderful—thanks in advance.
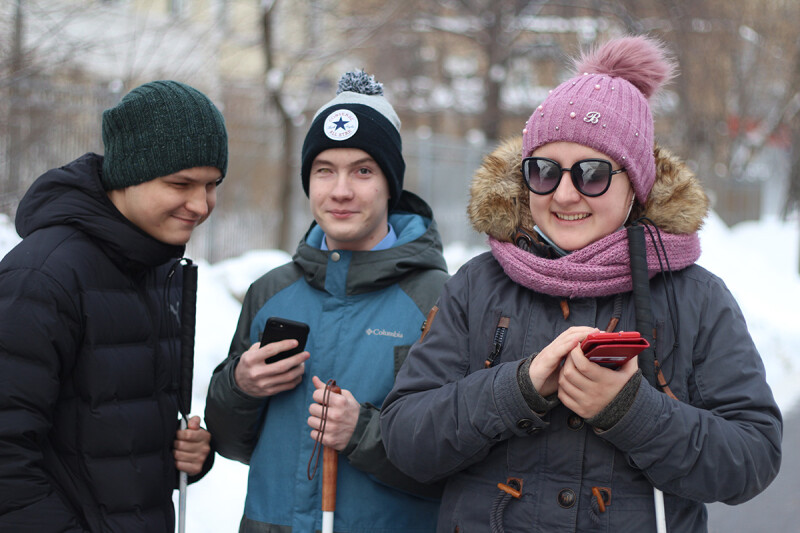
[101,80,228,190]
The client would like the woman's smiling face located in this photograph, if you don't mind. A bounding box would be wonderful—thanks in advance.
[528,141,635,251]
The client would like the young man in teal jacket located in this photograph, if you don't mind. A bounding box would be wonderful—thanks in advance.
[205,70,448,532]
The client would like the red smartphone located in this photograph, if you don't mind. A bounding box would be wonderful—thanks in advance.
[260,317,310,364]
[580,331,649,368]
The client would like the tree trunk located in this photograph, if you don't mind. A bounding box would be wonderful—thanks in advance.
[261,0,297,252]
[6,0,25,203]
[276,112,296,252]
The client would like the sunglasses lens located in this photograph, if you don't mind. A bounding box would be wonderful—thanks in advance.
[575,160,611,196]
[524,159,561,194]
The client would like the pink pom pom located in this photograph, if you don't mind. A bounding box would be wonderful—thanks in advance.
[574,35,676,100]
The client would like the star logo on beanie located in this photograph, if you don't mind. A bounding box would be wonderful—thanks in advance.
[324,109,359,140]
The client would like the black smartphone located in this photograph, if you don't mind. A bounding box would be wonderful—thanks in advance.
[260,317,310,364]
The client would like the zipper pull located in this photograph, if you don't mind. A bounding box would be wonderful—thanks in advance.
[485,316,510,368]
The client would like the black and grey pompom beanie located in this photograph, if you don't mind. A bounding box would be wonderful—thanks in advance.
[301,70,404,210]
[101,80,228,191]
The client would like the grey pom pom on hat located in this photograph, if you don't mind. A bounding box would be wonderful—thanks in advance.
[310,70,401,130]
[101,80,228,191]
[301,70,405,210]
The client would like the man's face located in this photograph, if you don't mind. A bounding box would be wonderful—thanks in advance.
[309,148,391,251]
[108,166,221,245]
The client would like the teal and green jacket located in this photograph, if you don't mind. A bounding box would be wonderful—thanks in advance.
[205,191,449,533]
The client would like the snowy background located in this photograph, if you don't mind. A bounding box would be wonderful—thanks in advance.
[1,210,798,531]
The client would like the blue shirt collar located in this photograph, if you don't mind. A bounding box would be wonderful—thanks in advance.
[320,224,397,251]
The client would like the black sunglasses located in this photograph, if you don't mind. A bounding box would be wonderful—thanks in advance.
[521,157,626,197]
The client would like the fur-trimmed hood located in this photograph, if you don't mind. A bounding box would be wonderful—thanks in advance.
[468,136,709,241]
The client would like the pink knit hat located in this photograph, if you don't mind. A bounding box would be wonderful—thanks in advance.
[522,36,676,204]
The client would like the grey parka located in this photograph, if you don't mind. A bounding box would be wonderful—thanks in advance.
[380,139,782,532]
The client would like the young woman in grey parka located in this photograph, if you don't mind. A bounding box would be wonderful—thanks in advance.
[380,35,781,532]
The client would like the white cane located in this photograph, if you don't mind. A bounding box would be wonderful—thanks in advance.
[178,418,188,533]
[654,487,667,533]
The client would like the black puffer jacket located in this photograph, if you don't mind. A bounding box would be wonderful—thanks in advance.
[0,153,206,532]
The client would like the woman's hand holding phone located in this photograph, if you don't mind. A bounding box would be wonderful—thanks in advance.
[557,331,641,419]
[529,326,599,397]
[528,328,642,419]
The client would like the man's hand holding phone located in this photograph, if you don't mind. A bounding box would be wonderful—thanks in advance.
[233,318,311,398]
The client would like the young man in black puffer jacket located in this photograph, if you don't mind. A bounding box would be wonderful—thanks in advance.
[0,80,227,532]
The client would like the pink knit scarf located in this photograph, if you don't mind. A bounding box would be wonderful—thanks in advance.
[489,228,701,298]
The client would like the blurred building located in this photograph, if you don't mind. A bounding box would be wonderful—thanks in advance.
[1,0,795,261]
